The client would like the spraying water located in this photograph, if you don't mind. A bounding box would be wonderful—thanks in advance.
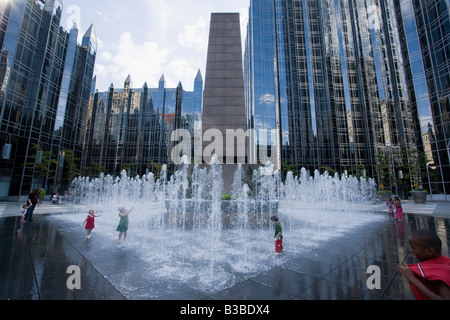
[60,156,382,293]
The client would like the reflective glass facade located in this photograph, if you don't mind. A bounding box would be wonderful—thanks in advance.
[82,72,203,177]
[396,0,450,195]
[244,0,422,186]
[0,0,97,198]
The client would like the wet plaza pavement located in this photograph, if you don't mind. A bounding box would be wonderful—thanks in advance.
[1,201,449,301]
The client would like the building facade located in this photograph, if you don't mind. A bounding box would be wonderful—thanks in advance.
[395,0,449,195]
[0,0,97,199]
[244,0,449,195]
[82,72,203,177]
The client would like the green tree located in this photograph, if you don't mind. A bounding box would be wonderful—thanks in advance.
[122,163,136,175]
[401,149,428,189]
[62,149,80,181]
[82,161,105,178]
[320,166,338,176]
[147,161,164,179]
[25,144,57,179]
[281,162,302,179]
[374,153,395,189]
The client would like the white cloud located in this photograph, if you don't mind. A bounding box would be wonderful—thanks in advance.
[94,63,106,75]
[94,9,110,22]
[99,51,112,61]
[167,59,198,86]
[259,94,275,104]
[178,17,208,51]
[95,32,170,88]
[63,0,251,91]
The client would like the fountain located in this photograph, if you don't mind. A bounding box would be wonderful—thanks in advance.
[59,156,383,293]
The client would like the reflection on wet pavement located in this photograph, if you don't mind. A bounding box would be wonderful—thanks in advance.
[0,212,449,300]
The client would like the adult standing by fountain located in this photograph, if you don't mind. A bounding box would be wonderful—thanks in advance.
[24,189,40,222]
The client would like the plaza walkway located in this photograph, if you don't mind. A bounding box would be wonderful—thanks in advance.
[1,200,449,301]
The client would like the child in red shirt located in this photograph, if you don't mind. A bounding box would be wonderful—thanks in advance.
[399,230,450,300]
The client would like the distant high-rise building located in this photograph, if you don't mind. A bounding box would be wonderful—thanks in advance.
[0,0,97,199]
[244,0,447,195]
[82,72,203,177]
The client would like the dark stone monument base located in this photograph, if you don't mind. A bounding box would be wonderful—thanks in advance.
[164,199,279,229]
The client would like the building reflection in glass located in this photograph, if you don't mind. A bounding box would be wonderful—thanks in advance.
[82,71,203,177]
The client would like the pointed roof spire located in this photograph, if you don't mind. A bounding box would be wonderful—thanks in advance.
[195,69,203,81]
[84,24,96,39]
[159,74,165,83]
[124,74,132,84]
[82,24,98,52]
[69,21,79,40]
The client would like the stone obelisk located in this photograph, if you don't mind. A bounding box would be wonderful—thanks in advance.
[202,13,247,166]
[200,13,250,193]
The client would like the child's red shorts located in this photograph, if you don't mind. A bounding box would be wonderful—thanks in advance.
[275,239,283,253]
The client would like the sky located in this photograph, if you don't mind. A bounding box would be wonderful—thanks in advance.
[61,0,250,91]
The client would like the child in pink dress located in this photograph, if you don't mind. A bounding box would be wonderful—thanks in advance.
[394,196,403,221]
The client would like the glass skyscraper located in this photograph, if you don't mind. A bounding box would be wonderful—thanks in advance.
[395,0,449,196]
[82,71,203,177]
[0,0,97,199]
[1,0,447,198]
[244,0,449,196]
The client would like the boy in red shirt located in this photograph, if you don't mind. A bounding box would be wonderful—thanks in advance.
[399,230,450,300]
